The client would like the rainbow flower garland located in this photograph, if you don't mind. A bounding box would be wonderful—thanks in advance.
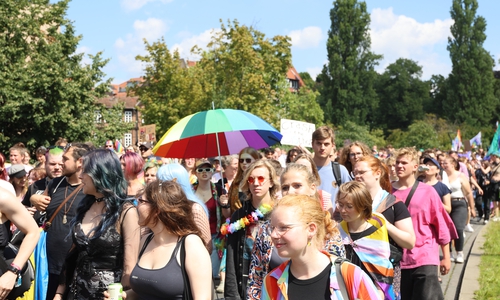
[220,203,273,235]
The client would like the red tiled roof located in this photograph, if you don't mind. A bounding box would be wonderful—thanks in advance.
[286,66,305,88]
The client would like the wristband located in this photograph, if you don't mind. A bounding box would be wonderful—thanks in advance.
[10,263,21,271]
[7,264,21,276]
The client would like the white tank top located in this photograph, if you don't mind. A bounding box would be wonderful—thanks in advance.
[449,178,464,198]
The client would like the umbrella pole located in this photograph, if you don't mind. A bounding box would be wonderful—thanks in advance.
[212,102,225,191]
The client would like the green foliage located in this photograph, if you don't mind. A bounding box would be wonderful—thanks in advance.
[279,88,324,126]
[195,20,292,128]
[135,19,293,136]
[374,58,430,132]
[446,0,496,127]
[132,38,205,135]
[299,72,320,92]
[92,102,135,146]
[319,0,382,127]
[476,221,500,300]
[335,121,385,148]
[386,121,438,150]
[0,0,124,152]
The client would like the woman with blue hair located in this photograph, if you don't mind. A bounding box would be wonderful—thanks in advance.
[54,149,141,299]
[156,163,212,253]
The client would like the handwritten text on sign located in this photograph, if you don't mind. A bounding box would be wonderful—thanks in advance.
[280,119,315,146]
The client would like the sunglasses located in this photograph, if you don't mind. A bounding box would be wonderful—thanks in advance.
[196,168,213,173]
[105,145,114,148]
[247,176,267,185]
[239,158,253,164]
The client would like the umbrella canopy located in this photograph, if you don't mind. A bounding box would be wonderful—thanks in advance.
[153,109,282,159]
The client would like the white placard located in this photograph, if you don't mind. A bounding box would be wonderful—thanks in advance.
[280,119,315,147]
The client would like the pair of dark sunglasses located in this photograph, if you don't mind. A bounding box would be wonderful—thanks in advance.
[196,168,213,173]
[239,158,253,164]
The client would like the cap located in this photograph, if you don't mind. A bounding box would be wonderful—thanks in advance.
[8,165,27,178]
[423,157,442,169]
[195,159,212,169]
[140,141,152,149]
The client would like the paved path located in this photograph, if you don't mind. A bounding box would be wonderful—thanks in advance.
[441,220,487,300]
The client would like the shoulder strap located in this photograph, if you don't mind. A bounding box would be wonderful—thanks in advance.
[44,185,83,230]
[331,162,342,187]
[404,180,420,207]
[334,257,350,300]
[180,236,193,300]
[138,233,154,258]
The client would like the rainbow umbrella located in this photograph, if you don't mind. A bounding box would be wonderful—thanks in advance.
[153,109,282,158]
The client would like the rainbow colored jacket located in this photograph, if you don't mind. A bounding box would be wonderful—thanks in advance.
[261,251,381,300]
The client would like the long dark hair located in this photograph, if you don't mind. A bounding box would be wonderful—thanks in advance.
[72,149,130,239]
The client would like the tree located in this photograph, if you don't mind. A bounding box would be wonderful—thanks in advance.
[279,88,324,126]
[386,120,439,149]
[319,0,382,126]
[427,75,448,117]
[195,20,292,128]
[132,38,206,135]
[374,58,430,132]
[446,0,496,127]
[0,0,123,152]
[335,121,386,148]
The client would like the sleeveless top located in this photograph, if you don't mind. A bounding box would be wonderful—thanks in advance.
[68,220,125,299]
[449,178,464,198]
[130,234,185,300]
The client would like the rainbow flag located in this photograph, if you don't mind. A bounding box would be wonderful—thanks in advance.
[451,129,462,151]
[470,132,481,148]
[115,139,124,154]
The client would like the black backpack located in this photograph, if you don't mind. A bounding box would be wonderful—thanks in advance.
[331,162,342,187]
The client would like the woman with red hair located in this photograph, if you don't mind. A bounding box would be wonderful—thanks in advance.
[120,152,145,197]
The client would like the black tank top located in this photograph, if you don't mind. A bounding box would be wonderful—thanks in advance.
[130,234,185,300]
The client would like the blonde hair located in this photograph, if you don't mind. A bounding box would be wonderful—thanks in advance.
[395,147,419,164]
[293,153,321,185]
[240,160,279,201]
[274,194,337,247]
[281,163,318,189]
[337,181,373,220]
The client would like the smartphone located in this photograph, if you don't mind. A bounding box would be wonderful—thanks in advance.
[418,165,430,172]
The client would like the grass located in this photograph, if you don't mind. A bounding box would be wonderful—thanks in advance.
[475,221,500,300]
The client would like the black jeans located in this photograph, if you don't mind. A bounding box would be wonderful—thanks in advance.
[475,192,491,221]
[401,265,443,300]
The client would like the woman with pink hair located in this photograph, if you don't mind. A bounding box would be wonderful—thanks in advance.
[120,152,145,197]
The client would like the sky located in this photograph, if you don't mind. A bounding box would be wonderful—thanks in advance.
[57,0,500,85]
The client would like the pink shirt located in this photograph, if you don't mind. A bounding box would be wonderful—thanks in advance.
[392,182,457,269]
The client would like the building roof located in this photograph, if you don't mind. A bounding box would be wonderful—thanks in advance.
[97,96,141,109]
[286,66,305,87]
[110,77,145,97]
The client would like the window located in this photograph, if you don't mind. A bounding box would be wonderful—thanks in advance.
[289,79,299,90]
[124,133,132,147]
[124,111,133,122]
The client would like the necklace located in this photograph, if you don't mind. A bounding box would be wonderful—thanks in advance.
[62,185,80,224]
[220,203,272,235]
[95,197,105,203]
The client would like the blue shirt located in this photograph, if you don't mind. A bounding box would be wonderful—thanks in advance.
[317,163,351,207]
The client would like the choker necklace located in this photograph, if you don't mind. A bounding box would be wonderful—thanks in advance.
[95,197,105,203]
[220,203,272,235]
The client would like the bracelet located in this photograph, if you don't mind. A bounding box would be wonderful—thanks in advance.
[10,263,21,271]
[219,203,230,209]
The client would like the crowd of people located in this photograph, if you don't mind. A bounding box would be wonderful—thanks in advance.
[0,127,495,300]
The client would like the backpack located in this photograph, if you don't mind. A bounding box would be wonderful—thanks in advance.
[331,162,342,187]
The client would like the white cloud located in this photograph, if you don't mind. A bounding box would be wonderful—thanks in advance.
[288,26,323,49]
[121,0,173,12]
[114,18,168,73]
[171,29,219,60]
[369,7,454,79]
[306,66,323,80]
[75,46,92,65]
